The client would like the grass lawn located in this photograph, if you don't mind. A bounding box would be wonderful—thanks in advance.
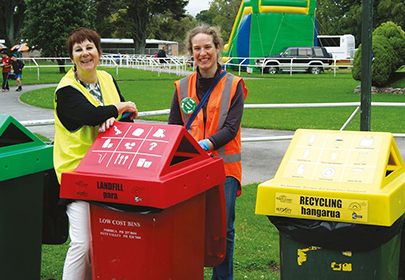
[18,66,404,279]
[20,67,405,133]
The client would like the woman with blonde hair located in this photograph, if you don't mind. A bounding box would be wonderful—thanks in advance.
[169,24,247,280]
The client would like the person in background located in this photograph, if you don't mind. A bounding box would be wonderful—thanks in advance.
[53,27,138,280]
[168,24,247,280]
[157,46,167,64]
[1,50,11,92]
[11,54,24,91]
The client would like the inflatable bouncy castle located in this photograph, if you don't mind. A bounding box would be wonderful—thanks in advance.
[223,0,317,66]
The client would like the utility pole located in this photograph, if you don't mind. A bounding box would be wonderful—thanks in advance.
[360,0,373,131]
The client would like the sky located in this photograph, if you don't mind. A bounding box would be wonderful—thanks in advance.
[186,0,211,17]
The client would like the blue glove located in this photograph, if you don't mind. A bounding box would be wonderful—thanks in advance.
[198,139,210,151]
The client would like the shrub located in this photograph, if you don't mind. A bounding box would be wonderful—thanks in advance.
[352,35,395,87]
[373,21,405,68]
[351,47,361,81]
[370,35,396,86]
[352,21,405,87]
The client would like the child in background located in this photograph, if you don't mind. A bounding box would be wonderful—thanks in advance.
[1,50,11,92]
[11,54,24,91]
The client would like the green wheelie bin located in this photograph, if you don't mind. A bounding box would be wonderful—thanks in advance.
[0,114,67,280]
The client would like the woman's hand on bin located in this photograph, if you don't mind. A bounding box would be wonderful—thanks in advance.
[198,139,213,151]
[116,101,138,120]
[99,117,116,133]
[99,101,138,132]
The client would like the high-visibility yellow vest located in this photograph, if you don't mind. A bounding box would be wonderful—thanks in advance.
[53,69,121,183]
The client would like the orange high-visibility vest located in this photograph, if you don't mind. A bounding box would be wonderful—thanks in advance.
[174,71,244,193]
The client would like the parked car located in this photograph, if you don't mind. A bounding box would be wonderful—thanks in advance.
[255,46,333,74]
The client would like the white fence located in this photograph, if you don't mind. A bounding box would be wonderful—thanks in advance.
[20,54,352,81]
[21,55,193,80]
[20,102,405,142]
[100,54,191,76]
[222,57,352,77]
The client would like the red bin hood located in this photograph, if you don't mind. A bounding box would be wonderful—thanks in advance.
[60,122,226,209]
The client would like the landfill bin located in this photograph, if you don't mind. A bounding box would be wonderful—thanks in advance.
[255,129,405,280]
[0,114,65,279]
[60,122,227,280]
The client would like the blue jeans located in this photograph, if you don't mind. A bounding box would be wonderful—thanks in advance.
[212,176,238,280]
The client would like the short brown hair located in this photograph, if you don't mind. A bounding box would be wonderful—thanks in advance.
[185,24,223,56]
[66,27,102,59]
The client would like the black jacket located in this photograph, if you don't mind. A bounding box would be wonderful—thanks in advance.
[11,60,24,75]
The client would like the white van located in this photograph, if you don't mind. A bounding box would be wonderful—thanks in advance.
[316,34,356,60]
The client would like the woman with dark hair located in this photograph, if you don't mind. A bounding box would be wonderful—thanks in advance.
[169,24,247,280]
[53,27,138,280]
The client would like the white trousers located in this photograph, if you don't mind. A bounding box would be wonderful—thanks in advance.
[62,200,92,280]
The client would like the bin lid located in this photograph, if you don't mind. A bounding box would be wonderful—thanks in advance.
[60,122,226,208]
[255,129,405,226]
[0,114,53,182]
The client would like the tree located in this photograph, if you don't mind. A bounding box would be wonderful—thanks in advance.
[0,0,26,48]
[96,0,188,54]
[316,0,405,46]
[376,0,405,33]
[195,10,214,25]
[148,12,197,54]
[316,0,363,45]
[204,0,242,43]
[94,0,119,38]
[23,0,96,73]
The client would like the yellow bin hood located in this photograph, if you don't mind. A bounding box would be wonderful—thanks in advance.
[255,129,405,226]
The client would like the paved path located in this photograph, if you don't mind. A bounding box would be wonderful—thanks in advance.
[0,84,57,138]
[2,83,405,186]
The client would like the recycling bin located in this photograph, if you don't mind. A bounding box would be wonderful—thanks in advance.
[0,114,61,279]
[256,129,405,280]
[60,121,227,280]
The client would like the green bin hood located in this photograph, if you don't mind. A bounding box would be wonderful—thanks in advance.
[0,114,53,182]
